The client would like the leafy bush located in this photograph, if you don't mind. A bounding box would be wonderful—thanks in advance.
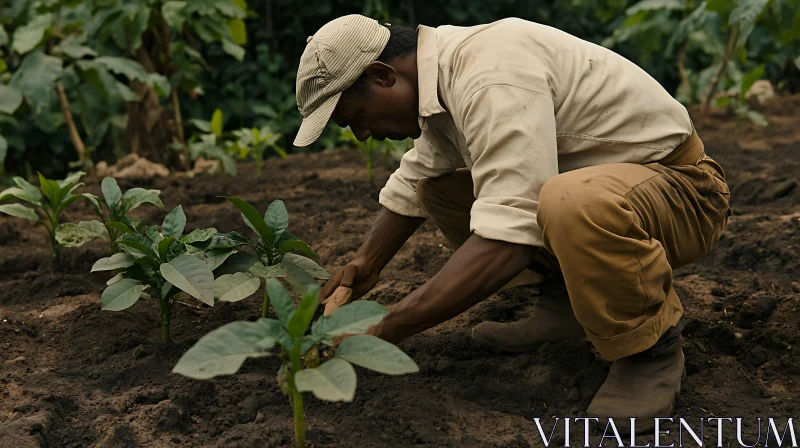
[0,171,102,258]
[173,280,418,447]
[90,205,220,342]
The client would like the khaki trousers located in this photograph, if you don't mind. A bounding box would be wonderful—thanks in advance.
[416,131,731,361]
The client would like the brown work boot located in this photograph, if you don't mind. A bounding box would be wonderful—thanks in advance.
[587,324,686,434]
[471,283,585,353]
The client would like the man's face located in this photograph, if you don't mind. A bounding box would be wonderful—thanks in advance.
[331,63,421,142]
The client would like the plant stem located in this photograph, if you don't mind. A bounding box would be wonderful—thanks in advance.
[55,82,93,174]
[702,27,738,110]
[160,295,171,343]
[262,288,270,318]
[288,344,305,447]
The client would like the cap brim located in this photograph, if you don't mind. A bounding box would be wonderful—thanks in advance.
[293,92,342,147]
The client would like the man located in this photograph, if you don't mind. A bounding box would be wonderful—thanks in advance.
[293,15,731,427]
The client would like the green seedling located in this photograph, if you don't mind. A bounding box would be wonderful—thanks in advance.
[339,127,412,183]
[0,171,103,258]
[90,205,220,342]
[226,126,287,177]
[173,280,419,448]
[85,177,164,253]
[213,197,329,318]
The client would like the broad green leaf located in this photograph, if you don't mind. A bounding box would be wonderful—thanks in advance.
[282,253,328,278]
[1,186,39,204]
[215,252,259,275]
[0,203,38,221]
[312,301,389,339]
[335,335,419,375]
[266,279,295,326]
[106,273,124,286]
[56,221,106,247]
[213,272,260,302]
[284,275,308,296]
[10,50,62,114]
[120,188,163,212]
[38,172,60,207]
[117,233,158,259]
[158,236,176,260]
[172,319,283,379]
[286,285,320,338]
[183,227,217,245]
[101,177,122,209]
[162,1,187,30]
[94,56,149,83]
[0,84,23,114]
[160,254,215,305]
[162,205,186,238]
[53,35,97,59]
[228,18,247,45]
[204,248,236,270]
[190,119,211,133]
[221,38,245,61]
[210,108,223,137]
[264,200,288,242]
[92,252,136,272]
[280,240,319,260]
[281,256,315,291]
[224,197,273,244]
[11,13,53,55]
[100,278,144,311]
[145,226,162,243]
[250,262,287,279]
[207,231,250,250]
[729,0,769,49]
[294,358,357,402]
[82,193,101,213]
[740,64,765,99]
[106,221,134,234]
[161,281,175,299]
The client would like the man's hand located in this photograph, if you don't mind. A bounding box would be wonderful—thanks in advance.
[320,260,379,304]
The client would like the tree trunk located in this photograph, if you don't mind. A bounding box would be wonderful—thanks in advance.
[702,28,738,111]
[55,82,94,174]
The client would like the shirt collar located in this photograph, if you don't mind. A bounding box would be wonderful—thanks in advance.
[416,25,446,129]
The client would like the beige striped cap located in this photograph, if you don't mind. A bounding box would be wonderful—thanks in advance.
[293,15,390,147]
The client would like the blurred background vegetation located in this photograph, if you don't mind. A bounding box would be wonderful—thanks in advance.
[0,0,798,179]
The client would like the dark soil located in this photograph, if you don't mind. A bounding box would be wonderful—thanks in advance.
[1,96,799,447]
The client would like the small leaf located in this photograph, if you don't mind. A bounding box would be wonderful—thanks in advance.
[207,231,250,250]
[38,173,60,207]
[266,279,295,326]
[222,38,245,61]
[264,199,288,242]
[224,197,274,244]
[100,278,144,311]
[214,272,261,302]
[0,84,23,114]
[312,301,389,339]
[294,358,357,402]
[101,177,122,209]
[11,13,53,55]
[280,240,319,260]
[56,221,107,247]
[106,273,124,286]
[162,1,187,30]
[158,236,176,260]
[160,254,215,305]
[335,335,419,375]
[145,226,162,243]
[183,227,217,245]
[228,18,247,45]
[12,177,43,204]
[106,221,134,235]
[282,253,330,279]
[162,205,186,238]
[286,285,320,338]
[117,233,158,259]
[210,109,223,137]
[172,319,283,380]
[0,203,38,221]
[120,188,163,213]
[215,252,259,276]
[740,64,765,100]
[92,252,136,272]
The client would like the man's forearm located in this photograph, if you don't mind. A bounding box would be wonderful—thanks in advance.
[371,234,537,343]
[356,206,426,273]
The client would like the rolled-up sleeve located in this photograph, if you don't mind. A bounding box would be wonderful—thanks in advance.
[379,136,461,218]
[459,85,558,247]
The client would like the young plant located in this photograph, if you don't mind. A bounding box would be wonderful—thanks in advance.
[226,126,287,177]
[211,197,329,318]
[90,205,219,342]
[0,171,104,258]
[339,127,412,182]
[84,177,164,253]
[186,109,237,176]
[173,280,419,448]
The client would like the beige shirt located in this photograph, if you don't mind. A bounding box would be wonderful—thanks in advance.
[378,18,694,247]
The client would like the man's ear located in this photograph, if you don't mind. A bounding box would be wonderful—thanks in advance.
[362,61,396,88]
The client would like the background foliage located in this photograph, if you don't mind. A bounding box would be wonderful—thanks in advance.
[0,0,798,178]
